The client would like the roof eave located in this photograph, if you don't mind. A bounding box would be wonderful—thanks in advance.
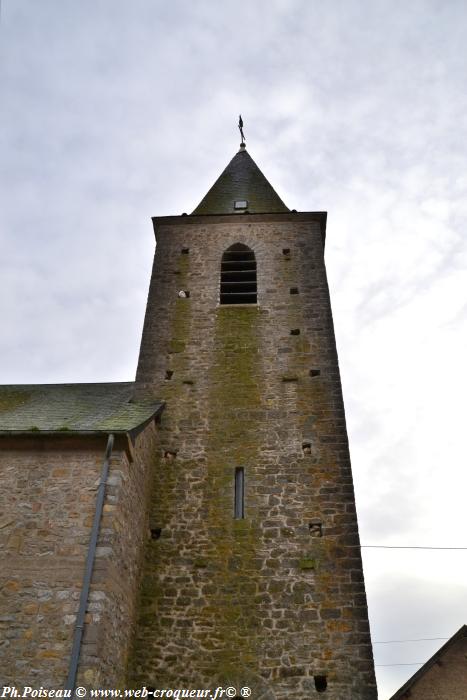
[0,403,165,459]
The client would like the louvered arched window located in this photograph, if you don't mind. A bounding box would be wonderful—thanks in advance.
[220,243,257,305]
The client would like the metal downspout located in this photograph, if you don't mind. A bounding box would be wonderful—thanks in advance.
[65,433,115,692]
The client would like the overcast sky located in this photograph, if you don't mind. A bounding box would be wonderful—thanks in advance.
[1,1,467,697]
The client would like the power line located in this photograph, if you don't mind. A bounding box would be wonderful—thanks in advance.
[361,545,467,550]
[375,662,424,667]
[374,636,449,644]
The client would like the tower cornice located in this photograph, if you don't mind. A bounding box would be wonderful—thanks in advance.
[152,211,327,247]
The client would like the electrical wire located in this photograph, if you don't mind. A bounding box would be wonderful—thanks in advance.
[362,545,467,550]
[374,636,449,644]
[375,662,424,667]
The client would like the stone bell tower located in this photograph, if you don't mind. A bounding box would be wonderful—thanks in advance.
[130,140,377,699]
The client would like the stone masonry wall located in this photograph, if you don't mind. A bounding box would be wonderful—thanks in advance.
[0,423,159,687]
[77,422,160,687]
[131,214,377,699]
[0,442,106,685]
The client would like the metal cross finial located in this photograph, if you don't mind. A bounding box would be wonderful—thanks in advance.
[238,114,245,146]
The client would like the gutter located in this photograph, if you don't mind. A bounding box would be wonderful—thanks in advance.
[65,433,115,693]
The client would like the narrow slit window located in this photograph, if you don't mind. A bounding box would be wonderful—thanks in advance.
[220,243,257,305]
[234,467,245,519]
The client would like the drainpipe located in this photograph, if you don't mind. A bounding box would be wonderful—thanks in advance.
[65,433,115,693]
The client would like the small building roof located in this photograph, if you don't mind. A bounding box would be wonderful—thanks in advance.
[0,382,163,435]
[192,146,289,215]
[389,624,467,700]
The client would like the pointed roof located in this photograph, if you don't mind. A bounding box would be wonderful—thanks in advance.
[192,146,289,215]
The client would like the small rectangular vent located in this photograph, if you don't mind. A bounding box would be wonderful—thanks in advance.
[309,521,323,537]
[234,200,248,210]
[314,676,327,693]
[150,528,162,540]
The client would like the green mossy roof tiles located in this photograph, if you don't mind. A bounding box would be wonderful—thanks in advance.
[192,148,289,215]
[0,382,163,434]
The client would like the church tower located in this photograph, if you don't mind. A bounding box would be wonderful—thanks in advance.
[131,140,377,699]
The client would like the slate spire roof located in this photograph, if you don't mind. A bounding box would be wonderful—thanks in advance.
[192,145,289,215]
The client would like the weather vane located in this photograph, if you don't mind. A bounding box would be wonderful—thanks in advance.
[238,114,246,146]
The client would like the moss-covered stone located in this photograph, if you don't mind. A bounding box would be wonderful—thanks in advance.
[299,558,316,570]
[129,216,376,698]
[168,340,185,354]
[0,390,32,413]
[200,306,263,672]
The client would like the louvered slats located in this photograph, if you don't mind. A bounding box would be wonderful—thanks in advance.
[220,245,257,305]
